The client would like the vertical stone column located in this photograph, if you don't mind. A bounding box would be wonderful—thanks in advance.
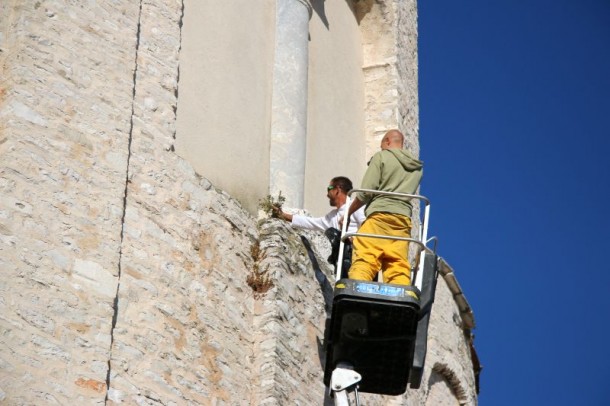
[269,0,311,208]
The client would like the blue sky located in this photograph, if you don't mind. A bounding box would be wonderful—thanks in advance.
[418,1,610,405]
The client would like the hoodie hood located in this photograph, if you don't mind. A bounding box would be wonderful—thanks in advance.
[386,148,423,171]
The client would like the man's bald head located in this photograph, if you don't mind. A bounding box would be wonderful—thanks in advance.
[380,129,404,150]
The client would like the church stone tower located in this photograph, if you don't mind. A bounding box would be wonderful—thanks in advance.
[0,0,478,404]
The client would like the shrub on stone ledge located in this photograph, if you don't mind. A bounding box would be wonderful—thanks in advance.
[246,241,274,298]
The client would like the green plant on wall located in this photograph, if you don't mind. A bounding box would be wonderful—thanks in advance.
[258,191,286,218]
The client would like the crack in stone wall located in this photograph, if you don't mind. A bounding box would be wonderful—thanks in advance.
[170,0,185,152]
[105,0,144,401]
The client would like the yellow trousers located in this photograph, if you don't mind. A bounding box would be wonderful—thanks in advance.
[348,212,412,285]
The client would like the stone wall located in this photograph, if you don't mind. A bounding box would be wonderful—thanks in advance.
[0,0,138,403]
[305,0,367,216]
[0,1,477,405]
[175,0,275,215]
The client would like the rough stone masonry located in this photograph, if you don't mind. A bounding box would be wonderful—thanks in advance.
[0,1,477,404]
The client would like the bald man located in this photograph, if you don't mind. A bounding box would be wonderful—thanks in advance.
[345,129,423,285]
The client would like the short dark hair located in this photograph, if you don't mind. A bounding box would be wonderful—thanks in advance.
[331,176,353,193]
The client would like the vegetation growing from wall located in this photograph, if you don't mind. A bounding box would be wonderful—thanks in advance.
[246,240,274,298]
[258,192,286,218]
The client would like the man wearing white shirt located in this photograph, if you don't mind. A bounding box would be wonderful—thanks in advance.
[274,176,365,234]
[274,176,365,277]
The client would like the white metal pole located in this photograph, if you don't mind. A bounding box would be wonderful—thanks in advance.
[335,196,351,281]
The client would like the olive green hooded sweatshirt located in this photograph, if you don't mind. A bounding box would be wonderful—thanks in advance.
[357,148,423,218]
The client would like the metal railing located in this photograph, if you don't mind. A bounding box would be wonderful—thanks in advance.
[337,189,437,290]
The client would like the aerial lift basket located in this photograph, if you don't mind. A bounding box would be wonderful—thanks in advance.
[323,190,439,402]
